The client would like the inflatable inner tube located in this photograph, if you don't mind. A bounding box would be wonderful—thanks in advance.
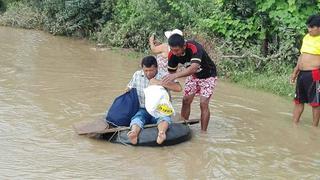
[100,123,192,146]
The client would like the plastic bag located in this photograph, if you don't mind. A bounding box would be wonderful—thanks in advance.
[106,88,139,126]
[144,85,175,118]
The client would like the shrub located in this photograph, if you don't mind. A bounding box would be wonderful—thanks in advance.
[40,0,105,37]
[0,0,43,29]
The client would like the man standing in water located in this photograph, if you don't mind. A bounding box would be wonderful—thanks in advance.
[162,34,218,131]
[127,56,182,144]
[290,14,320,127]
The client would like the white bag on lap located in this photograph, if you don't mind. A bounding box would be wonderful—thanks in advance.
[144,85,175,118]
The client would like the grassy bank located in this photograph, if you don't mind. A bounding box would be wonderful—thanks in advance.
[225,69,294,98]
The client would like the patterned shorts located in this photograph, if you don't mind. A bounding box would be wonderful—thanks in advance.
[184,76,218,98]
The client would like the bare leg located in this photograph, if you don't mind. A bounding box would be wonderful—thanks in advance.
[200,96,211,131]
[156,121,169,144]
[293,103,304,125]
[181,94,195,120]
[127,124,141,145]
[312,106,320,127]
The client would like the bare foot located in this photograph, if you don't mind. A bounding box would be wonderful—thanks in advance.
[156,131,166,144]
[127,130,138,145]
[200,130,208,133]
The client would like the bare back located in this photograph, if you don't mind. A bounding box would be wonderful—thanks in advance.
[298,53,320,70]
[158,43,169,58]
[150,43,169,58]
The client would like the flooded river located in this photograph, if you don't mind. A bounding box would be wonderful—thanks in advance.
[0,26,319,179]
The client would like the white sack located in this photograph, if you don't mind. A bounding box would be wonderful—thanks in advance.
[144,85,175,118]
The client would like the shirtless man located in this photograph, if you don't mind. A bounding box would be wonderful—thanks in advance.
[290,14,320,127]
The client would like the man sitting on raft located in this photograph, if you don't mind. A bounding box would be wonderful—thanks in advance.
[126,56,182,144]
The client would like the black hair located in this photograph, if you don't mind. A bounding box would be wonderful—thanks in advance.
[141,56,158,68]
[306,14,320,28]
[168,34,185,47]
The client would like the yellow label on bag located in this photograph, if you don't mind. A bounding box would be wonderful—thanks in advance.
[156,104,173,116]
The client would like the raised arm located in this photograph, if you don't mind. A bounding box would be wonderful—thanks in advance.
[149,34,168,54]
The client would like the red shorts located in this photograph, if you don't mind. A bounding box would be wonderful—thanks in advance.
[184,76,218,98]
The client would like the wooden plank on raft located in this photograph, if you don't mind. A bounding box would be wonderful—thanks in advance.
[73,118,199,135]
[73,118,109,135]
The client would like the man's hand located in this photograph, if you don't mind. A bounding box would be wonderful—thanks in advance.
[290,74,297,84]
[149,78,161,86]
[149,34,155,44]
[290,63,299,85]
[162,73,177,84]
[125,87,131,92]
[149,34,161,46]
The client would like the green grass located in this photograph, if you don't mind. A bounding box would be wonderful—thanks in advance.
[225,68,295,99]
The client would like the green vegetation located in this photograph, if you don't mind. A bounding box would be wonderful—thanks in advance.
[0,0,42,28]
[0,0,319,97]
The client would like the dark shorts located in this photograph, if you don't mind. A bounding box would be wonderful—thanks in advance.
[294,69,320,106]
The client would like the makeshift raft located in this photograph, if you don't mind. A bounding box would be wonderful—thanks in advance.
[73,118,199,146]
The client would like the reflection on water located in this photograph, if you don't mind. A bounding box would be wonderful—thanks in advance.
[0,26,319,179]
